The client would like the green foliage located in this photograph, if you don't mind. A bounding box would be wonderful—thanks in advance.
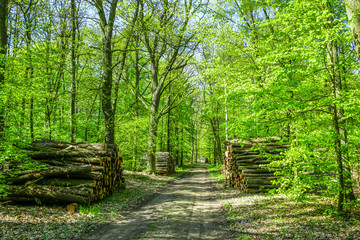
[196,0,360,214]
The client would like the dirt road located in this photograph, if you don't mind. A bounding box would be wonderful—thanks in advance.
[79,164,230,240]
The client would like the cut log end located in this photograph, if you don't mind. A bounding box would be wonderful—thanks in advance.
[66,203,79,212]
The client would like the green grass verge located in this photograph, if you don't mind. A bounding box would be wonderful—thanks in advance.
[206,164,225,184]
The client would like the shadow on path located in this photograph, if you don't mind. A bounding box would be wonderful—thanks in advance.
[78,164,230,240]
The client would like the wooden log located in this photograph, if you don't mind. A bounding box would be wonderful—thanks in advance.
[241,169,271,173]
[32,178,96,187]
[233,155,268,160]
[69,172,102,180]
[5,185,91,204]
[9,165,93,184]
[245,183,279,188]
[244,178,279,184]
[241,173,278,178]
[30,140,115,152]
[0,196,41,203]
[30,150,109,159]
[236,159,270,164]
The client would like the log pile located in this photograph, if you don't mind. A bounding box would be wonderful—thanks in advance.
[224,137,288,193]
[2,139,125,205]
[156,152,175,175]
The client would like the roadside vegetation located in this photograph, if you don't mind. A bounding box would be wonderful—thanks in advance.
[207,164,360,240]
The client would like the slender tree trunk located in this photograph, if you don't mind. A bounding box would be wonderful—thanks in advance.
[327,39,346,214]
[191,136,194,164]
[24,8,35,140]
[195,120,198,163]
[160,117,164,151]
[210,118,222,165]
[180,127,184,166]
[326,1,356,213]
[21,98,25,127]
[332,104,345,214]
[147,111,158,173]
[0,0,8,141]
[30,97,34,140]
[175,124,179,165]
[167,85,171,153]
[70,0,77,143]
[133,34,141,165]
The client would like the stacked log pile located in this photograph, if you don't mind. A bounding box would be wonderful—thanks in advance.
[156,152,175,175]
[224,137,288,193]
[2,139,124,205]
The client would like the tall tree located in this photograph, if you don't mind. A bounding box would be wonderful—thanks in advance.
[91,0,119,144]
[70,0,77,143]
[139,0,201,173]
[0,0,8,141]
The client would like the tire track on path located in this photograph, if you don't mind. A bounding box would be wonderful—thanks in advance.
[79,164,229,240]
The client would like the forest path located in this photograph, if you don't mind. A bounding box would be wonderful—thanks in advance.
[79,164,230,240]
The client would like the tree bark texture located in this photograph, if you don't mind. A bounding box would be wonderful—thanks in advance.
[326,28,347,214]
[0,0,8,141]
[147,108,159,173]
[93,0,119,145]
[70,0,77,143]
[344,0,360,58]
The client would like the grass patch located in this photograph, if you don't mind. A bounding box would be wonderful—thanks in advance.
[172,163,197,177]
[79,205,101,216]
[206,164,224,184]
[175,163,197,172]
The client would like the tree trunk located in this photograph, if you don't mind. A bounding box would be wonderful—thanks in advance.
[326,1,356,213]
[102,33,115,144]
[191,134,194,164]
[5,185,91,205]
[70,0,77,143]
[101,28,114,144]
[175,125,179,165]
[344,0,360,58]
[167,85,171,153]
[147,112,158,173]
[180,127,184,166]
[0,0,8,141]
[92,0,119,145]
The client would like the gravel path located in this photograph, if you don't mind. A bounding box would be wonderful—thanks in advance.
[79,164,230,240]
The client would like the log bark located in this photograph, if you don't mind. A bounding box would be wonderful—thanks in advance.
[32,178,96,187]
[5,185,91,204]
[30,150,109,159]
[9,165,92,184]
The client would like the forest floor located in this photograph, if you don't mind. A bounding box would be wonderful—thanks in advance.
[0,165,196,240]
[78,163,231,240]
[2,164,360,240]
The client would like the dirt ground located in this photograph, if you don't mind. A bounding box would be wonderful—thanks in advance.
[78,164,231,240]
